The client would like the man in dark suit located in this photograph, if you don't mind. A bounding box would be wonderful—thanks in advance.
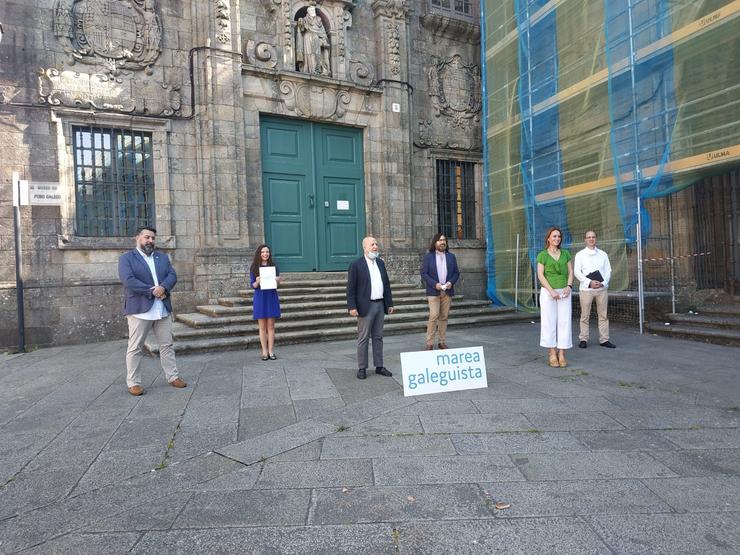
[420,233,460,350]
[347,236,395,380]
[118,226,186,396]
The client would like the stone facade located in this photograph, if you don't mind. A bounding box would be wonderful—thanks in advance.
[0,0,484,348]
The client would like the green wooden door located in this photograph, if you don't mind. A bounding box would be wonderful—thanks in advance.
[261,116,365,271]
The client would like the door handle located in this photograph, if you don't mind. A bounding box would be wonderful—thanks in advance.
[308,194,315,208]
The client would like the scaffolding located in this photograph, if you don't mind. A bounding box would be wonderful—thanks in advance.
[482,0,740,323]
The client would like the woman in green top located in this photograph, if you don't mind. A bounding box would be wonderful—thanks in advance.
[536,226,574,368]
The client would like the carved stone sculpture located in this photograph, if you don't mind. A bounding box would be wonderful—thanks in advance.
[53,0,162,75]
[428,54,481,128]
[277,79,350,120]
[295,6,331,76]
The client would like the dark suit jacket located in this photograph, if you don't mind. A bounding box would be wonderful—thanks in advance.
[420,251,460,296]
[347,256,393,317]
[118,249,177,315]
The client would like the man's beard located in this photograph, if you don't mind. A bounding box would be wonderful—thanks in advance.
[141,244,154,255]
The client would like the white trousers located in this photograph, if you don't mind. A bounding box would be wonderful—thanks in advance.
[540,288,573,349]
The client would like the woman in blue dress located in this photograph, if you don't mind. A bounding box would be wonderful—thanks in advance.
[250,244,283,360]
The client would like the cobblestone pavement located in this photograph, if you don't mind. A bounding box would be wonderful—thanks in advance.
[1,322,739,554]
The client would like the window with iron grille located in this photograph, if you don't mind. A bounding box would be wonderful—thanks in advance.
[436,159,476,240]
[429,0,475,20]
[73,126,155,237]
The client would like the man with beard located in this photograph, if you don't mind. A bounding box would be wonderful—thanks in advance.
[118,226,186,395]
[420,233,460,350]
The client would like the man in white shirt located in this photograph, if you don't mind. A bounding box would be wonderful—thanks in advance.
[573,230,616,349]
[118,226,186,395]
[346,236,395,380]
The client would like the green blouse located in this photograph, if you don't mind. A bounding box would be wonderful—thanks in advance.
[536,249,572,289]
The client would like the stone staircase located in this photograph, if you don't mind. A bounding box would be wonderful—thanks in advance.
[645,299,740,346]
[146,272,532,354]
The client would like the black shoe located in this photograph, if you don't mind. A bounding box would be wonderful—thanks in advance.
[268,353,277,360]
[375,367,393,377]
[579,341,587,349]
[357,368,367,379]
[600,341,616,348]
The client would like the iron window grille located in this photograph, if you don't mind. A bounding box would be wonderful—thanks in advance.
[436,159,476,240]
[73,126,155,237]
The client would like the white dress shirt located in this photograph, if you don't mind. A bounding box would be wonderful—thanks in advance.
[365,255,384,301]
[132,248,169,320]
[573,247,612,291]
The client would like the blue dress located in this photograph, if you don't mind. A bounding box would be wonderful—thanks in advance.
[250,266,281,319]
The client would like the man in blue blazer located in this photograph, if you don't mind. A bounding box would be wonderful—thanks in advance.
[347,236,395,380]
[118,226,186,396]
[420,233,460,350]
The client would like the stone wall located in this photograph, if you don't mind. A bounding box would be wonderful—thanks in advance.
[0,0,486,348]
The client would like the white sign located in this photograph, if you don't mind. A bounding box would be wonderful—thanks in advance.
[28,182,64,205]
[259,266,277,290]
[12,173,29,207]
[401,346,487,397]
[391,102,401,113]
[337,200,350,210]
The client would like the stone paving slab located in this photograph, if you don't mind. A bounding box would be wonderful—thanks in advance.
[392,399,479,416]
[394,517,611,554]
[451,431,587,455]
[522,411,625,431]
[20,532,141,555]
[238,405,297,440]
[320,434,457,459]
[217,420,337,465]
[572,429,680,451]
[481,479,673,517]
[335,414,423,436]
[308,484,491,524]
[373,455,525,486]
[73,444,165,496]
[658,427,740,449]
[641,476,740,512]
[419,413,534,434]
[512,451,678,480]
[254,459,374,489]
[132,524,397,554]
[84,491,193,532]
[606,407,740,430]
[173,489,311,528]
[648,448,740,477]
[586,512,740,554]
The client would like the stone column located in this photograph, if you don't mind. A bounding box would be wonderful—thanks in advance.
[190,0,250,300]
[370,0,414,256]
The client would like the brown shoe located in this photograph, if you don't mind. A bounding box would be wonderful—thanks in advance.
[438,342,448,349]
[168,377,187,388]
[128,385,144,396]
[558,351,567,368]
[425,344,434,350]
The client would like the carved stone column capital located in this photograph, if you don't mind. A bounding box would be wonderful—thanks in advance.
[370,0,409,19]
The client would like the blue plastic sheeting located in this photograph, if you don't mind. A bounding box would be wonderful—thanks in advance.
[515,0,571,265]
[604,0,677,245]
[480,0,502,305]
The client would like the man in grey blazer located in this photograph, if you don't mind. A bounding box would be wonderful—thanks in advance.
[118,226,186,396]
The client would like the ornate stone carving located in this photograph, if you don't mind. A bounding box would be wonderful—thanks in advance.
[53,0,162,75]
[215,0,231,44]
[386,22,401,76]
[428,54,481,128]
[420,13,480,44]
[296,6,331,76]
[38,68,181,116]
[371,0,409,19]
[417,119,481,151]
[277,79,351,120]
[348,60,375,87]
[245,40,278,69]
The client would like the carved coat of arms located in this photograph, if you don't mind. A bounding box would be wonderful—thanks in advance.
[53,0,162,74]
[428,54,482,128]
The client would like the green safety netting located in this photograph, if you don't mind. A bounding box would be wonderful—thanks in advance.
[481,0,740,308]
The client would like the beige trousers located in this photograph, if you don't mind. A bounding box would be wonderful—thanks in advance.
[426,293,452,344]
[578,289,609,343]
[126,314,178,387]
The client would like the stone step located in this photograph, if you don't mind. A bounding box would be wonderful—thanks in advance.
[177,299,491,326]
[170,306,516,339]
[221,285,424,306]
[691,304,740,318]
[147,311,533,354]
[645,322,740,347]
[664,313,740,330]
